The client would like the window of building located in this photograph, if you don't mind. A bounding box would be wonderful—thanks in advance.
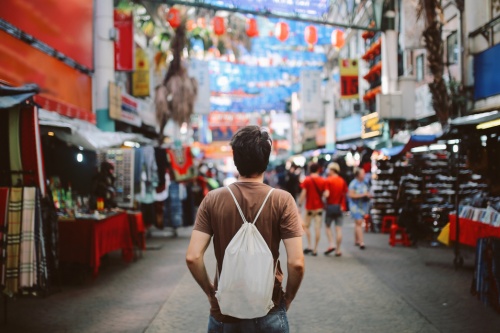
[447,31,458,64]
[416,54,424,81]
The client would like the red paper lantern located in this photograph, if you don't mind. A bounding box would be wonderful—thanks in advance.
[304,25,318,46]
[213,16,225,36]
[246,18,258,38]
[331,29,345,48]
[166,8,181,29]
[274,21,289,42]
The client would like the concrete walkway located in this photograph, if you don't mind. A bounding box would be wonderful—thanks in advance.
[2,217,500,332]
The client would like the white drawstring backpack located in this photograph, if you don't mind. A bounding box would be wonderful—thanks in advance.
[215,186,277,319]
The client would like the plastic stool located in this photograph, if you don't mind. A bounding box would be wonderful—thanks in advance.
[363,214,372,232]
[389,221,411,247]
[381,215,396,234]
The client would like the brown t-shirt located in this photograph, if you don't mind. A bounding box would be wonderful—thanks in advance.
[193,182,303,323]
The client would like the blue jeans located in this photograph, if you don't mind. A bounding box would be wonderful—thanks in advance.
[207,302,289,333]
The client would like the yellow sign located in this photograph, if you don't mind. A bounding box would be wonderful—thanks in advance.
[361,112,383,139]
[132,47,150,97]
[339,58,359,99]
[109,82,122,121]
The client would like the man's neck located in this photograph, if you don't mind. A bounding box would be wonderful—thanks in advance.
[238,173,264,183]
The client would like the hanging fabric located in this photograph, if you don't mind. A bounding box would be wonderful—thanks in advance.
[0,187,9,288]
[0,103,46,194]
[4,187,22,296]
[166,147,195,182]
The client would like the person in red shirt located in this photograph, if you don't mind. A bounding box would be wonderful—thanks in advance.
[298,162,326,256]
[323,163,348,256]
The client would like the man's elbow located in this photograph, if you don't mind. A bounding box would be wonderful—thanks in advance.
[185,253,202,266]
[288,258,305,274]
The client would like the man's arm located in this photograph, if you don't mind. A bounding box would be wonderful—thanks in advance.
[186,230,215,300]
[297,188,306,207]
[283,236,305,310]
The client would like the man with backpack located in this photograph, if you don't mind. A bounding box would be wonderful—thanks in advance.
[186,126,305,332]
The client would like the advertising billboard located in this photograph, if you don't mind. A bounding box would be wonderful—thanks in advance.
[0,30,92,114]
[1,0,94,69]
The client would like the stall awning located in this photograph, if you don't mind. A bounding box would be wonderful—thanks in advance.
[0,83,39,109]
[38,109,153,151]
[450,110,499,128]
[380,135,437,157]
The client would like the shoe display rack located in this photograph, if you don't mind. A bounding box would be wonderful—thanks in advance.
[370,158,407,231]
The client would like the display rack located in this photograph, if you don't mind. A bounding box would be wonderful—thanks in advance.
[97,148,135,208]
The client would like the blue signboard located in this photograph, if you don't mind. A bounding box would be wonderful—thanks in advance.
[474,43,500,100]
[336,114,362,142]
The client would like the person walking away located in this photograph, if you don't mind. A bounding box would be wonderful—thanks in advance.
[298,162,326,256]
[323,163,348,256]
[348,168,370,250]
[285,164,301,201]
[186,126,305,332]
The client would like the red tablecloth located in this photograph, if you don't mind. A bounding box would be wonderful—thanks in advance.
[59,212,134,276]
[127,211,146,251]
[449,214,500,247]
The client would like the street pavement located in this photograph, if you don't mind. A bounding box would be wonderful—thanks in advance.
[2,216,500,332]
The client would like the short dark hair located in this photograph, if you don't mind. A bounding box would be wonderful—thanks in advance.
[230,126,272,177]
[309,162,320,174]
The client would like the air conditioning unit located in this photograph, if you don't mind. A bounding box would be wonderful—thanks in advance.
[376,93,403,119]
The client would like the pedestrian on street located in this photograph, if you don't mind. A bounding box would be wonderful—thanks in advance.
[284,163,301,201]
[348,168,371,250]
[186,126,305,332]
[323,163,348,256]
[298,162,326,256]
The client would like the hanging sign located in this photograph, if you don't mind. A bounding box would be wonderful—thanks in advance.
[109,82,122,121]
[121,92,142,127]
[132,47,150,97]
[300,69,323,121]
[114,10,134,71]
[339,58,359,99]
[361,112,383,139]
[188,59,211,114]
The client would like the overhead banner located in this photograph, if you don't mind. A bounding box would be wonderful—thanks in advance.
[339,58,359,99]
[114,10,134,71]
[132,47,150,97]
[188,59,210,114]
[300,69,322,121]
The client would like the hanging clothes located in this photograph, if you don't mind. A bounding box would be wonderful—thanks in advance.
[165,181,183,229]
[1,104,46,193]
[166,147,195,182]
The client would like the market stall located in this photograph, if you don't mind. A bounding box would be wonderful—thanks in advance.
[58,212,134,277]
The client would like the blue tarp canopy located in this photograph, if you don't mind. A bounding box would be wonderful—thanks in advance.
[380,135,437,157]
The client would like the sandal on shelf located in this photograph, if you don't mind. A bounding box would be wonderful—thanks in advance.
[324,247,336,255]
